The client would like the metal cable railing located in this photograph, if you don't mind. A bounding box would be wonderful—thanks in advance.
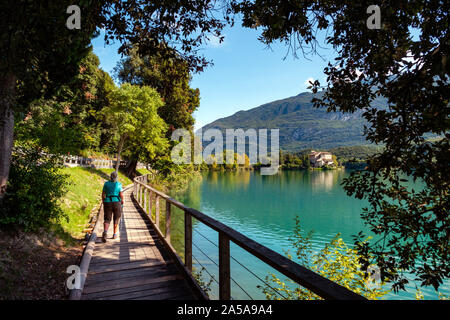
[193,228,289,300]
[192,255,219,286]
[192,240,254,300]
[191,255,235,300]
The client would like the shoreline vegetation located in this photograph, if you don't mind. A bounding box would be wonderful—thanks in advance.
[194,145,378,173]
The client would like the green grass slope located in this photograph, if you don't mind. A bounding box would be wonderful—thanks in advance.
[56,167,132,243]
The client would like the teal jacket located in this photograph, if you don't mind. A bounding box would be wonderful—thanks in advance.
[103,181,123,203]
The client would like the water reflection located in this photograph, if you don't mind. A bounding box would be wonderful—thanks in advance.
[207,170,251,191]
[175,170,367,251]
[310,170,341,192]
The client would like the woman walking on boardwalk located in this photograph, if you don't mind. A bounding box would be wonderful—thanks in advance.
[101,171,123,242]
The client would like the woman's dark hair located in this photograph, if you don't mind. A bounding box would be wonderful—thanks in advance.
[110,171,118,182]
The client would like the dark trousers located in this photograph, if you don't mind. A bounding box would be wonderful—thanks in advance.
[104,202,122,225]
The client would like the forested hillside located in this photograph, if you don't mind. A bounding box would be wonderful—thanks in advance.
[200,91,388,151]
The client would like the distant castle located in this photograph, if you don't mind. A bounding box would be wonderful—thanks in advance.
[309,151,335,167]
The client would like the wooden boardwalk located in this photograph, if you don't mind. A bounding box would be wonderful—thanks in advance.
[76,175,365,300]
[81,188,196,300]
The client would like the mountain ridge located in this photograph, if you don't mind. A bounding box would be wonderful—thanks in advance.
[199,91,386,151]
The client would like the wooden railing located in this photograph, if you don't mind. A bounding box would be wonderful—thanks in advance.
[133,174,367,300]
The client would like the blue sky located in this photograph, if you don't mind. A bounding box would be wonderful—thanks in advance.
[91,23,336,131]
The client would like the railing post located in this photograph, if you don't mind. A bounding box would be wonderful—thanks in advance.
[137,184,141,204]
[138,184,141,204]
[184,211,192,271]
[219,232,231,300]
[144,187,147,214]
[155,195,160,228]
[135,183,138,198]
[148,190,153,221]
[165,201,171,243]
[136,183,139,202]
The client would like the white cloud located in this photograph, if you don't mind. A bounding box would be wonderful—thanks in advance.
[304,77,315,87]
[207,35,226,48]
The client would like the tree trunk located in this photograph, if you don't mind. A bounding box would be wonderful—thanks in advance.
[125,159,138,179]
[115,135,126,173]
[0,72,16,199]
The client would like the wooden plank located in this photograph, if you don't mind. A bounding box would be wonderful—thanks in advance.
[91,244,157,255]
[129,288,192,300]
[87,264,178,282]
[86,269,175,287]
[121,233,155,239]
[92,241,158,250]
[219,232,231,300]
[82,278,185,300]
[88,259,170,274]
[85,264,177,285]
[90,250,149,262]
[95,240,151,247]
[83,274,183,294]
[147,239,167,262]
[93,245,157,257]
[90,254,160,266]
[99,282,190,300]
[90,256,130,266]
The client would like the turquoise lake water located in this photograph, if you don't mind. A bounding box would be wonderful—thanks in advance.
[170,170,449,300]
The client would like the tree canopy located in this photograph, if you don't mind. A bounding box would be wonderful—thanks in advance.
[14,49,115,155]
[115,46,200,134]
[234,0,449,291]
[103,83,168,171]
[1,0,231,196]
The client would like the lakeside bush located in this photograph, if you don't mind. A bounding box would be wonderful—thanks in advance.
[0,146,68,232]
[259,217,389,300]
